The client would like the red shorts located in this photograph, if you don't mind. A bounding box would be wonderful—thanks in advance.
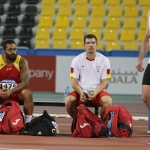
[68,91,111,106]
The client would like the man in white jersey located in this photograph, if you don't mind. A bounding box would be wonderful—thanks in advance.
[65,34,112,119]
[136,10,150,133]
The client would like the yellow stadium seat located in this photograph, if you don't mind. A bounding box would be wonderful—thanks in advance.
[108,6,122,17]
[57,5,72,16]
[89,17,103,29]
[74,5,88,17]
[35,28,50,40]
[57,0,72,5]
[124,42,138,50]
[106,0,120,6]
[87,28,101,41]
[55,16,70,28]
[120,30,135,42]
[72,17,87,28]
[124,6,138,17]
[74,0,88,5]
[138,0,150,6]
[52,28,67,40]
[106,42,121,51]
[97,42,103,49]
[69,28,84,40]
[137,29,145,42]
[91,6,106,17]
[103,29,118,41]
[90,0,104,6]
[71,40,83,49]
[35,40,49,49]
[139,18,147,29]
[41,0,55,4]
[38,16,52,28]
[106,17,120,29]
[53,40,67,48]
[142,7,149,17]
[122,0,136,6]
[41,5,55,16]
[123,18,137,29]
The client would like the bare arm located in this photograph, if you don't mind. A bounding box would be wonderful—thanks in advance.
[11,57,29,94]
[71,77,83,95]
[138,24,149,61]
[71,77,87,102]
[136,11,150,72]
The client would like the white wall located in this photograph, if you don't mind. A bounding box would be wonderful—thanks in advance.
[56,56,149,95]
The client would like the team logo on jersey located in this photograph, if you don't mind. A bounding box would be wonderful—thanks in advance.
[96,66,101,72]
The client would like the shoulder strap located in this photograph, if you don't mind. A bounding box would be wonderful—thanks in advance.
[117,121,132,135]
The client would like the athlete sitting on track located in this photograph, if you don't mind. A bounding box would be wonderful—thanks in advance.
[65,34,112,119]
[0,39,34,132]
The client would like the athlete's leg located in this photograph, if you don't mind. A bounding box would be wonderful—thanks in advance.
[142,64,150,132]
[65,95,78,118]
[142,85,150,132]
[100,95,112,119]
[20,89,34,123]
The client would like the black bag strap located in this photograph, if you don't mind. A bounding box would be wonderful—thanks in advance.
[117,121,132,135]
[42,110,55,122]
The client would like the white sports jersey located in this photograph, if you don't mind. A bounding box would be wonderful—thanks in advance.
[70,52,111,93]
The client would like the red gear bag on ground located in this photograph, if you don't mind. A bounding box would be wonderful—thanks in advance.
[103,105,133,138]
[71,104,108,138]
[0,100,24,134]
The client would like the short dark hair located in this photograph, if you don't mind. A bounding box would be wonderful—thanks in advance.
[84,34,97,43]
[2,39,16,50]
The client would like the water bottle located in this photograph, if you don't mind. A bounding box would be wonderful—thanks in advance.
[51,121,60,133]
[64,86,70,100]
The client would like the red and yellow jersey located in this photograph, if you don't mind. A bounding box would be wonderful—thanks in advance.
[0,55,21,89]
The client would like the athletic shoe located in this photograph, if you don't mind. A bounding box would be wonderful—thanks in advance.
[147,130,150,134]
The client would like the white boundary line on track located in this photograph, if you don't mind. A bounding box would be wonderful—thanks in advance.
[33,113,148,120]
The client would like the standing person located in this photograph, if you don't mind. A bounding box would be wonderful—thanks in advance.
[0,39,34,131]
[65,34,112,119]
[136,10,150,133]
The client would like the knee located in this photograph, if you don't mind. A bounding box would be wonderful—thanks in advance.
[101,96,112,107]
[65,96,77,109]
[142,94,150,103]
[21,89,33,101]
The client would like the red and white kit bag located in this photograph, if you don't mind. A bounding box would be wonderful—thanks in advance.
[0,100,24,134]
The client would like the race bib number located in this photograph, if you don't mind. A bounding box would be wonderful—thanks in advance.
[0,79,17,89]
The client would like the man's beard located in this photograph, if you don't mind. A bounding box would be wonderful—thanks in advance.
[6,53,17,61]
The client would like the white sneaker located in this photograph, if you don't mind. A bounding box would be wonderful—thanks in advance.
[147,130,150,134]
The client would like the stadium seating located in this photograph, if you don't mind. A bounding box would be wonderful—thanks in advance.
[57,0,72,5]
[35,40,49,49]
[70,41,83,49]
[106,17,120,29]
[87,28,101,41]
[38,16,52,28]
[106,42,121,51]
[89,0,104,6]
[106,0,120,6]
[124,42,138,50]
[53,40,67,48]
[18,39,31,49]
[0,0,147,50]
[122,0,136,6]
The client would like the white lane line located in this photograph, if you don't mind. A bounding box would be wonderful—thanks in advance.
[33,113,149,120]
[0,149,43,150]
